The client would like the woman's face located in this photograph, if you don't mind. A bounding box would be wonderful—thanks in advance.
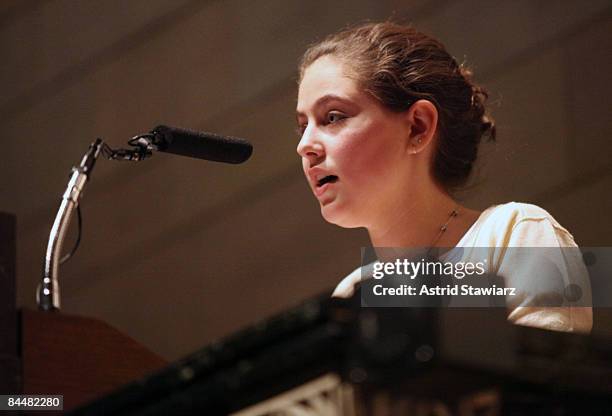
[296,55,413,228]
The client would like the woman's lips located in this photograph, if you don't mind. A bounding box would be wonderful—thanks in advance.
[314,178,338,197]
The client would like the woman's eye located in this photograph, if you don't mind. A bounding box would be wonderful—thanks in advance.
[296,124,307,137]
[327,112,346,124]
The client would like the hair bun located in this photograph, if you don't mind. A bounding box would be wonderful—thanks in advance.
[463,69,496,142]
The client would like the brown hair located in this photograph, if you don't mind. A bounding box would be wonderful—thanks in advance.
[299,21,496,191]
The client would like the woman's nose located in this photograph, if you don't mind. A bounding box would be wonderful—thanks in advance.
[296,126,325,166]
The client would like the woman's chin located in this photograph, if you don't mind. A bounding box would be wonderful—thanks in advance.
[320,202,362,228]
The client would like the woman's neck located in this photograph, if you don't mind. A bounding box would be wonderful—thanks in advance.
[366,182,481,251]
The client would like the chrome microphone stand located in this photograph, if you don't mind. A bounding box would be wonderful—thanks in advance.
[37,137,153,311]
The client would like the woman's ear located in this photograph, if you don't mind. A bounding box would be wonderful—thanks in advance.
[405,99,438,154]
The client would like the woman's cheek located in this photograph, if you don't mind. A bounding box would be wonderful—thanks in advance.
[339,130,394,180]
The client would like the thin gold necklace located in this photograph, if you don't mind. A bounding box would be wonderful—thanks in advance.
[428,208,459,249]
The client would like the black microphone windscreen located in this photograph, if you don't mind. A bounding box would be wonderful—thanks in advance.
[151,125,253,164]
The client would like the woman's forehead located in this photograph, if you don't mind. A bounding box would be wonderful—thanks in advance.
[297,56,360,112]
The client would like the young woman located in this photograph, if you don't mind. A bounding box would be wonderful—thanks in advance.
[295,22,592,333]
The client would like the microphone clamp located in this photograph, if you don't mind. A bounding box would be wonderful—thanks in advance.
[102,134,154,161]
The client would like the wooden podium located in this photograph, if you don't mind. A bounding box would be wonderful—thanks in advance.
[19,309,167,411]
[0,212,166,412]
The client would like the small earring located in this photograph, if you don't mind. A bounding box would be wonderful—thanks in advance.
[417,137,422,144]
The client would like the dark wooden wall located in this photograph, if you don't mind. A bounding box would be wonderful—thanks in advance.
[0,213,19,393]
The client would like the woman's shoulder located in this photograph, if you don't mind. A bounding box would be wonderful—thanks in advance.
[463,202,577,247]
[482,201,554,222]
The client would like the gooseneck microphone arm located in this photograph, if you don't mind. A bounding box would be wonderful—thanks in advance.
[37,137,154,310]
[38,139,104,310]
[37,126,253,311]
[36,137,155,311]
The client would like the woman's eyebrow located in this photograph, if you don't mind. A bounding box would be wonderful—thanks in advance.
[296,94,354,118]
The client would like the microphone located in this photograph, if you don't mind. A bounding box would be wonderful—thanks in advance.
[149,125,253,164]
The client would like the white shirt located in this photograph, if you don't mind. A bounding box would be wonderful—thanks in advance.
[332,202,593,333]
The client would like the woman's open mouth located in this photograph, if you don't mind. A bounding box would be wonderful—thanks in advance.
[315,175,338,196]
[317,175,338,187]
